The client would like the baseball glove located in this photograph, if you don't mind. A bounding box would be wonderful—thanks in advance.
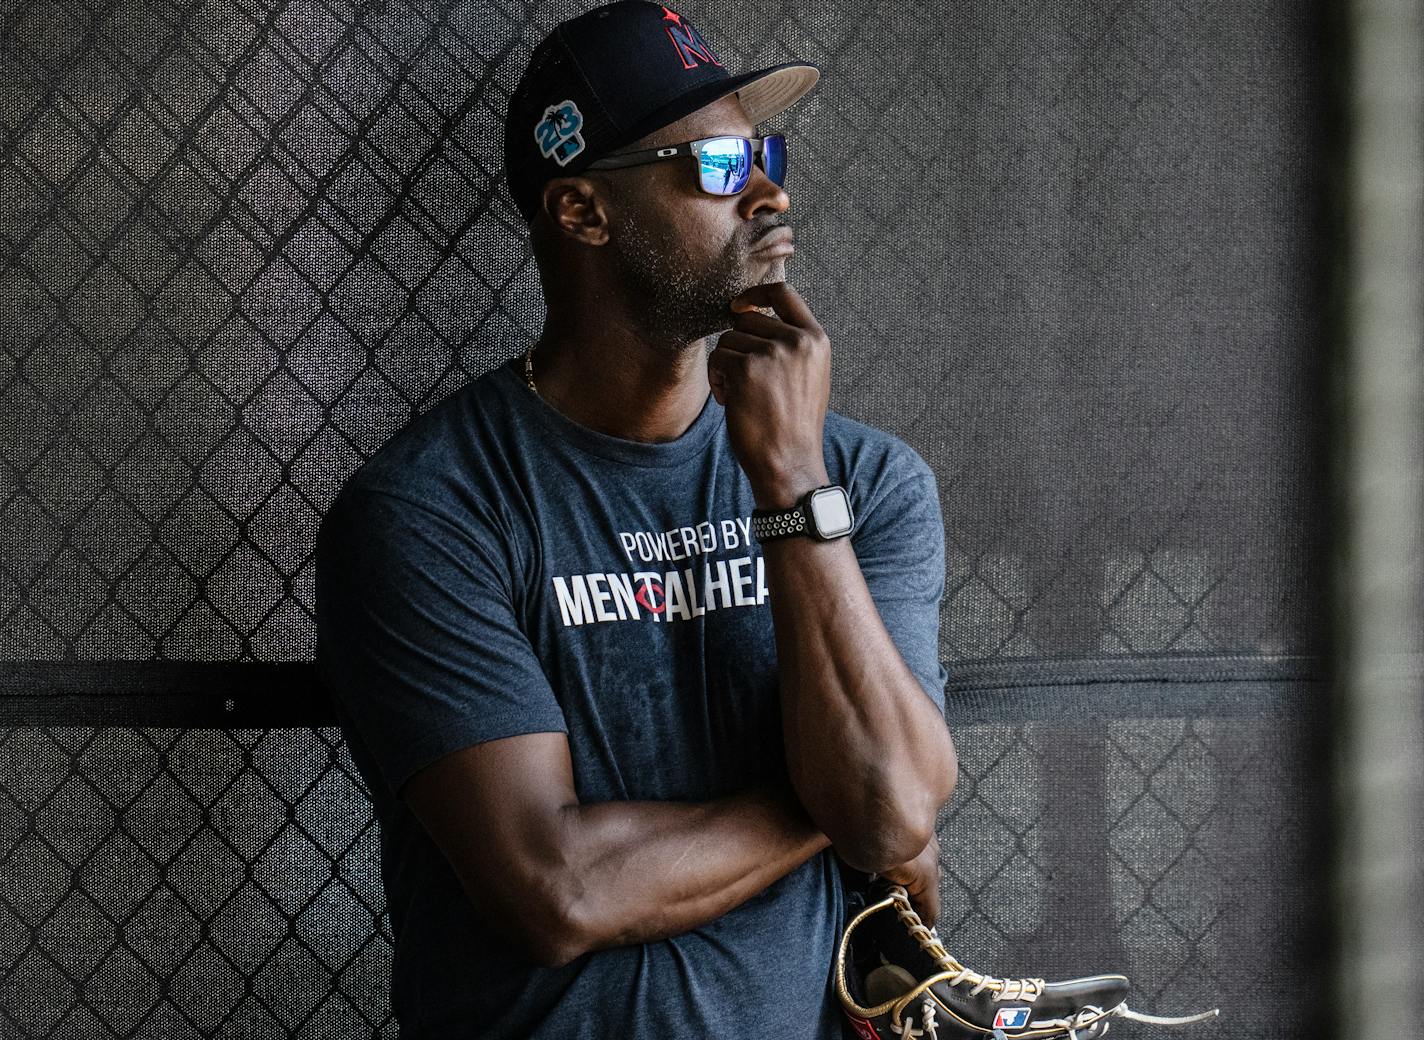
[835,883,1220,1040]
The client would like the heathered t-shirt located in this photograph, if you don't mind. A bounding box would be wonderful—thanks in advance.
[313,357,948,1040]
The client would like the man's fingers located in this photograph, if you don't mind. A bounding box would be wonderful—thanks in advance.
[707,344,747,372]
[706,345,752,399]
[727,307,790,340]
[711,328,777,356]
[910,879,939,924]
[730,280,818,330]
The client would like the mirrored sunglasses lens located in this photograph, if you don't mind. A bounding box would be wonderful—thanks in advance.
[698,138,752,194]
[763,135,786,185]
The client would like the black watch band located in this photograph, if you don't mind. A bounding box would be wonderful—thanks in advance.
[751,484,855,542]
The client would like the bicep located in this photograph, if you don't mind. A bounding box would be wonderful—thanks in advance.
[401,731,582,960]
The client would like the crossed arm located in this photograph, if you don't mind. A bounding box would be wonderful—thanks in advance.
[403,733,830,967]
[400,496,957,967]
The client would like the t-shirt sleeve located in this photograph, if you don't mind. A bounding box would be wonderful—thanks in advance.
[849,449,949,714]
[314,487,567,799]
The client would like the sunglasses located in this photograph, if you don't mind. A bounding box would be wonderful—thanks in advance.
[584,134,787,196]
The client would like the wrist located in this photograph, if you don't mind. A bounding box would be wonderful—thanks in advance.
[751,464,831,511]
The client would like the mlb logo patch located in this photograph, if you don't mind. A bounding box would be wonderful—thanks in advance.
[993,1006,1032,1031]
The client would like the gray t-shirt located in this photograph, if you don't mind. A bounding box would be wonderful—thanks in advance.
[314,358,948,1039]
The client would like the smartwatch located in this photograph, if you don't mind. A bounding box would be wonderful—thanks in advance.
[751,484,855,542]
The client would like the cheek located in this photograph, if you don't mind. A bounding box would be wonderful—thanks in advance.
[625,178,736,261]
[685,208,743,260]
[655,216,722,266]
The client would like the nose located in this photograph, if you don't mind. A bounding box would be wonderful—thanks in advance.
[737,156,790,218]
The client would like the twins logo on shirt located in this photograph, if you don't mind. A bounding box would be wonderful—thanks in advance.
[551,514,764,626]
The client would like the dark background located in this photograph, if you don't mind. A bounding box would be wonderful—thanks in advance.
[0,1,1328,1037]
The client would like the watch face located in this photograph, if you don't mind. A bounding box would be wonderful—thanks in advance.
[809,486,854,538]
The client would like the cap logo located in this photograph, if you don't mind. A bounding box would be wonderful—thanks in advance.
[661,6,723,70]
[534,99,586,166]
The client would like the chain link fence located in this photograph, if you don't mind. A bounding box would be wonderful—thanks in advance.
[1,0,1326,1036]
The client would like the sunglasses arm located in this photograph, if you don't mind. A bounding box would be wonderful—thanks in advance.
[585,142,695,171]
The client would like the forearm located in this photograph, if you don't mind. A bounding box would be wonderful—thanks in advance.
[542,784,829,964]
[704,280,955,871]
[755,472,957,871]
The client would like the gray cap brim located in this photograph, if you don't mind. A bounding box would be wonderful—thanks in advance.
[731,64,821,124]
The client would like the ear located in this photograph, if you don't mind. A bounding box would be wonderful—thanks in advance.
[539,176,612,247]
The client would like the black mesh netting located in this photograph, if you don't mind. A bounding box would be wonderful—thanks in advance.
[0,0,1327,1038]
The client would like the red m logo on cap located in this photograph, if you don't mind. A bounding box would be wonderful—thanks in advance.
[662,6,723,70]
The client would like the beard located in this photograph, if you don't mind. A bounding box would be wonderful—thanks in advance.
[607,204,784,352]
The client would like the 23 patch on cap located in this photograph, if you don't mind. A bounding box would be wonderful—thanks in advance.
[534,99,585,166]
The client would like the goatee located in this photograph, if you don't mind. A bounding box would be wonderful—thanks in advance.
[609,210,785,351]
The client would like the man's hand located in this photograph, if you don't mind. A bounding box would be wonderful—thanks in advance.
[877,831,941,925]
[707,281,831,509]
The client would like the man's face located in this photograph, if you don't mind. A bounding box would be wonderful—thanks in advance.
[594,94,793,349]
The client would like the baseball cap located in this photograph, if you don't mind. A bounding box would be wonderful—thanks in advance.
[502,0,820,223]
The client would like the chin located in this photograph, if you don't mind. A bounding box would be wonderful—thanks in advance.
[752,257,787,281]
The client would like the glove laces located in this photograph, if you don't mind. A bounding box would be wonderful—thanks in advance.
[881,887,1219,1039]
[836,884,1220,1040]
[1032,1002,1221,1034]
[886,886,1048,1002]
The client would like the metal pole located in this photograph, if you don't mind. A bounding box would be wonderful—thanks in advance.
[1333,0,1423,1032]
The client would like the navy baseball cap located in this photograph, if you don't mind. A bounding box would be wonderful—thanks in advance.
[502,1,820,223]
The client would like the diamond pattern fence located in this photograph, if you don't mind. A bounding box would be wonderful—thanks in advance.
[0,674,1323,1039]
[1,0,1326,1037]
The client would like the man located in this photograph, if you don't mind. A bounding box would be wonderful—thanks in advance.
[314,2,956,1036]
